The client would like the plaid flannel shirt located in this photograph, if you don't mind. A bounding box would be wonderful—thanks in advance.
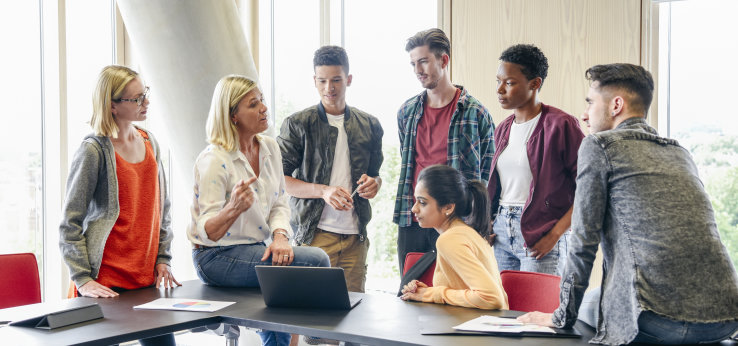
[393,86,495,227]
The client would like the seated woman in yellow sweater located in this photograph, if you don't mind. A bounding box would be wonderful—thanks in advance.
[400,164,509,310]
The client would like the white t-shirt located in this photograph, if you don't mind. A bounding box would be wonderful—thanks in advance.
[496,113,541,206]
[317,113,360,234]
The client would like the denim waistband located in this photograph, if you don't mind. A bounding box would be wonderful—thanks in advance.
[192,242,266,250]
[498,205,523,213]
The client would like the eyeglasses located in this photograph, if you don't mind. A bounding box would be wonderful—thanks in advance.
[115,86,150,107]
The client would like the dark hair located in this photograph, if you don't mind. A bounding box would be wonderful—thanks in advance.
[499,44,549,88]
[417,165,491,237]
[585,63,654,115]
[405,28,451,59]
[313,45,350,74]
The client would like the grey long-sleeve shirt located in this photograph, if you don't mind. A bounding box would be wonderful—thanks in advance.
[553,117,738,345]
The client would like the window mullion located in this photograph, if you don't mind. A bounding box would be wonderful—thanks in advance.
[319,0,330,46]
[40,0,67,302]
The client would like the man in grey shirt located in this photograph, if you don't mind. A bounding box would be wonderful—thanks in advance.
[519,63,738,345]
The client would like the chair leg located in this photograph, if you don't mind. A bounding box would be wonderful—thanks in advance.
[190,323,240,346]
[217,324,240,346]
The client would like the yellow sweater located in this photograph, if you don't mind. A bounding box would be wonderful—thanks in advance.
[421,224,509,309]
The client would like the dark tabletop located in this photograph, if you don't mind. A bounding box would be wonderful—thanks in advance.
[0,280,601,346]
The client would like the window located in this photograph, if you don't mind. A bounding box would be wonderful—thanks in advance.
[259,0,320,128]
[655,0,738,267]
[0,1,44,284]
[343,0,437,292]
[259,0,437,292]
[0,0,116,300]
[65,0,116,160]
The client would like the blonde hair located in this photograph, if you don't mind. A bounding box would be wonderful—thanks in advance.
[206,75,259,152]
[90,65,139,137]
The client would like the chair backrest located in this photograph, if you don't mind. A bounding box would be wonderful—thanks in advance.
[403,252,435,286]
[500,270,561,313]
[0,253,41,309]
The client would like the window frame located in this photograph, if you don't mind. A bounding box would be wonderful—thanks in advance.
[32,0,120,301]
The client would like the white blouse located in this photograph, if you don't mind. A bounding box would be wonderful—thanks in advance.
[188,135,291,247]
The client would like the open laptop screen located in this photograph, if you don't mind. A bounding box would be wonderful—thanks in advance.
[255,266,362,310]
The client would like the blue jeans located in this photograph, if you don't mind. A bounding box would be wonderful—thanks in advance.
[258,330,292,346]
[492,205,567,276]
[193,242,329,346]
[580,287,738,344]
[192,242,330,287]
[633,310,738,344]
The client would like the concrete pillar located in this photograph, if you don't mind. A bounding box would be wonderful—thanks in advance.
[116,0,258,280]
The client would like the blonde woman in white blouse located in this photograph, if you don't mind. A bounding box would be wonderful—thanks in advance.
[188,75,329,346]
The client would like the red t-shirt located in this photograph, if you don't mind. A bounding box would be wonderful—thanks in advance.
[412,88,461,213]
[96,130,161,290]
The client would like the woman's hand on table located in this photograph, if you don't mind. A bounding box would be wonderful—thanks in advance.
[154,263,182,289]
[77,280,119,298]
[400,280,428,302]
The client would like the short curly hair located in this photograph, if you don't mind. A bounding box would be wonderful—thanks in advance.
[499,44,549,88]
[314,45,349,74]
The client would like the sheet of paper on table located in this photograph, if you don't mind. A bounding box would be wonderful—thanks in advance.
[133,298,235,313]
[453,315,556,334]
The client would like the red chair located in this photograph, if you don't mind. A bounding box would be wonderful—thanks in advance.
[403,252,435,286]
[0,253,42,309]
[500,270,561,313]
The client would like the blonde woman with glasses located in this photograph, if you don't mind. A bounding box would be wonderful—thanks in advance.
[59,65,179,346]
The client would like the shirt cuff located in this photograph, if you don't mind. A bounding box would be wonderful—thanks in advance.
[269,217,292,239]
[195,212,219,244]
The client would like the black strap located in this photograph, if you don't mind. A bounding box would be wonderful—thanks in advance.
[397,251,436,296]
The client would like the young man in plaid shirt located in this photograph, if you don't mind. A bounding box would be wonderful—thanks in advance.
[394,28,495,274]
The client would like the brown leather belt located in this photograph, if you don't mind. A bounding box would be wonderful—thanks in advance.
[193,244,210,249]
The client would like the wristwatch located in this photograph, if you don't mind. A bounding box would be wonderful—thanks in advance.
[272,230,290,241]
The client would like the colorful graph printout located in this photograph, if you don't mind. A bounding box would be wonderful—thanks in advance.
[133,298,235,312]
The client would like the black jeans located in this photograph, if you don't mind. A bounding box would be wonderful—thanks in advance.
[138,333,176,346]
[109,329,176,346]
[397,222,439,274]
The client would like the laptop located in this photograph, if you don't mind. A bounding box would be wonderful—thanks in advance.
[255,266,362,310]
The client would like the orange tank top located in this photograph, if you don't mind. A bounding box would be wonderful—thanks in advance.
[97,129,161,290]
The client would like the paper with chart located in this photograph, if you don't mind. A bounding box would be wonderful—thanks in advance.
[133,298,235,312]
[453,315,556,334]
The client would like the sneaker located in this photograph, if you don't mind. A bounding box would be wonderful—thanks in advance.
[303,335,340,345]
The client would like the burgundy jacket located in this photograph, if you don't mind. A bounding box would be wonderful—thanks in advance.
[487,104,585,247]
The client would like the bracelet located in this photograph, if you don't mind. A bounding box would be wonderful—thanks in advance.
[272,230,290,241]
